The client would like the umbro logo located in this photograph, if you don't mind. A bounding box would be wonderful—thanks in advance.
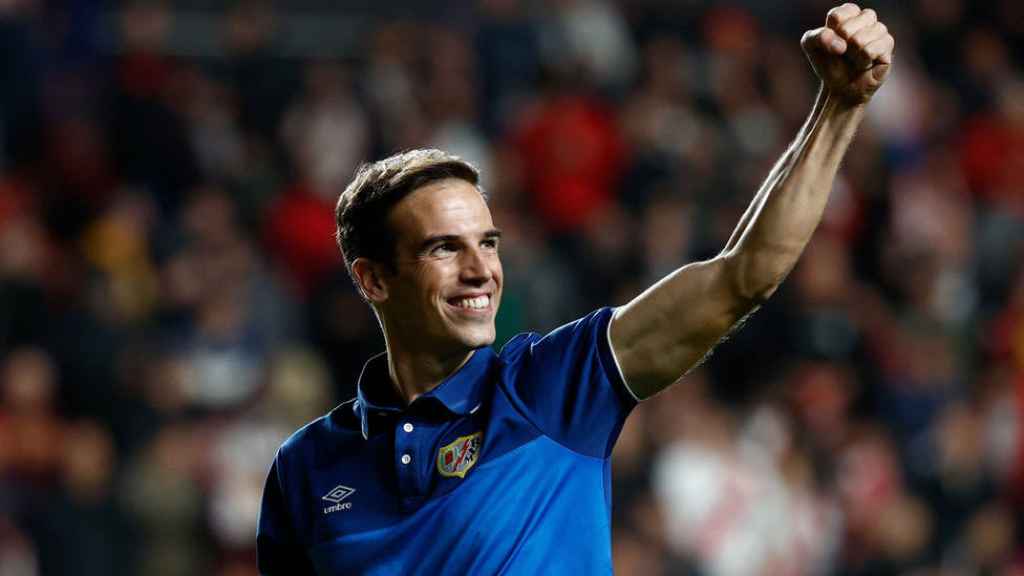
[322,485,355,514]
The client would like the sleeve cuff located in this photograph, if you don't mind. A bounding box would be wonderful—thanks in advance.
[602,306,642,403]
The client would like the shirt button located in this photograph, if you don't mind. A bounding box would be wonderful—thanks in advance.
[401,454,412,465]
[403,422,414,433]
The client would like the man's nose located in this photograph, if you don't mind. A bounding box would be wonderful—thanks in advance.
[459,248,493,284]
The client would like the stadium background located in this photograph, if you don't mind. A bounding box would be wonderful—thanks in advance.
[0,0,1022,574]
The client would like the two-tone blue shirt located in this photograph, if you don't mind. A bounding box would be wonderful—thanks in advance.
[257,307,638,574]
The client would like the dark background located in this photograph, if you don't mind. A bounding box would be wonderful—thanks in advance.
[0,0,1022,574]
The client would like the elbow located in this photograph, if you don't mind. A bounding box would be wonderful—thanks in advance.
[743,285,780,306]
[722,250,788,306]
[741,272,778,305]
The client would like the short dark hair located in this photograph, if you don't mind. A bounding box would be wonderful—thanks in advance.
[335,149,481,276]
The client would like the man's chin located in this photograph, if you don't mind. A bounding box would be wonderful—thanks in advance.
[454,326,496,349]
[464,332,496,349]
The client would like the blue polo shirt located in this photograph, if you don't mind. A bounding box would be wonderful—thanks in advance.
[257,307,638,575]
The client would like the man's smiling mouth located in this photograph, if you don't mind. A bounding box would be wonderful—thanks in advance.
[447,294,491,311]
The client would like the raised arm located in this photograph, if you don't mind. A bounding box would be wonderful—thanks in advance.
[610,3,894,399]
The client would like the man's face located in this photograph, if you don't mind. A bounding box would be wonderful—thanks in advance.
[378,178,503,355]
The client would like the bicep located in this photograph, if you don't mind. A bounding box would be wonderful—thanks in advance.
[609,255,755,399]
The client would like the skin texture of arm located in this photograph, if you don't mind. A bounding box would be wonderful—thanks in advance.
[610,3,894,399]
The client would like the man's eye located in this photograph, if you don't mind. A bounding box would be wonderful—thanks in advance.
[432,243,457,255]
[482,239,499,250]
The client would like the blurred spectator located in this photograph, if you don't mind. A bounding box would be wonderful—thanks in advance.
[425,27,496,190]
[835,427,932,575]
[267,61,366,296]
[171,188,298,410]
[0,519,38,576]
[183,70,248,190]
[79,192,160,325]
[363,22,427,151]
[959,80,1024,215]
[0,348,63,489]
[0,190,54,350]
[509,76,626,233]
[280,61,368,199]
[539,0,637,93]
[208,347,331,552]
[223,1,296,145]
[475,0,543,135]
[654,389,841,576]
[26,420,130,576]
[120,424,208,576]
[109,1,199,214]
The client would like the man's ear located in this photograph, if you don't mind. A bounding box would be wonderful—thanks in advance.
[352,258,391,303]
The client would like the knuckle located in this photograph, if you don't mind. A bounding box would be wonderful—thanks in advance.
[877,22,888,34]
[862,8,876,20]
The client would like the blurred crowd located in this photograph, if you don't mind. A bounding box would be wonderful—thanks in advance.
[0,0,1023,574]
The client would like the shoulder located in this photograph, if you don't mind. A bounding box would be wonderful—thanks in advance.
[498,308,617,361]
[275,399,361,471]
[494,307,622,391]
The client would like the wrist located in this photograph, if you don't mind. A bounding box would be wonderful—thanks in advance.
[819,85,869,116]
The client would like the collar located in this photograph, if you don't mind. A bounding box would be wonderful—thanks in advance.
[353,348,496,439]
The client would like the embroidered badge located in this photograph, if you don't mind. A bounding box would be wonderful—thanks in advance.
[437,431,483,478]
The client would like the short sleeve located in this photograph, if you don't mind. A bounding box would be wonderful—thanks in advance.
[499,307,638,458]
[257,457,317,575]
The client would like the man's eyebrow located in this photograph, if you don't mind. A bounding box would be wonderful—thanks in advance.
[418,234,461,252]
[417,229,503,252]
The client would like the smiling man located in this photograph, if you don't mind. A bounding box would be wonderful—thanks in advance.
[257,4,895,574]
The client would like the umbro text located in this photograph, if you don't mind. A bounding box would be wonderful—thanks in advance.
[323,502,353,514]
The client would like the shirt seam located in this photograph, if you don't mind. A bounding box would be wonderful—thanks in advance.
[606,307,642,402]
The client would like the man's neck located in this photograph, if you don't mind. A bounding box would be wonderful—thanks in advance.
[385,346,476,405]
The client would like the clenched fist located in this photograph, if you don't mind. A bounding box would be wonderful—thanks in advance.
[802,3,895,106]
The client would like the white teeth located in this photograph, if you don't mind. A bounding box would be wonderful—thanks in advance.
[456,295,489,310]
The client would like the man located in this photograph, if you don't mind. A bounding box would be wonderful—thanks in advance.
[257,4,895,574]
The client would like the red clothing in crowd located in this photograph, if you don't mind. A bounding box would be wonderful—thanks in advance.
[263,183,340,297]
[512,94,626,233]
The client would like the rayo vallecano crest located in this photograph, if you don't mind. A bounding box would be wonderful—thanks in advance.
[437,431,482,478]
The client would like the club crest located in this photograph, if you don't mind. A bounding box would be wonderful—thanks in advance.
[437,431,483,478]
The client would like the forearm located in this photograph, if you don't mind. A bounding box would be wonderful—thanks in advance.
[722,86,866,302]
[610,5,892,397]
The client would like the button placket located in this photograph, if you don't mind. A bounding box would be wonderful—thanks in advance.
[394,418,422,498]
